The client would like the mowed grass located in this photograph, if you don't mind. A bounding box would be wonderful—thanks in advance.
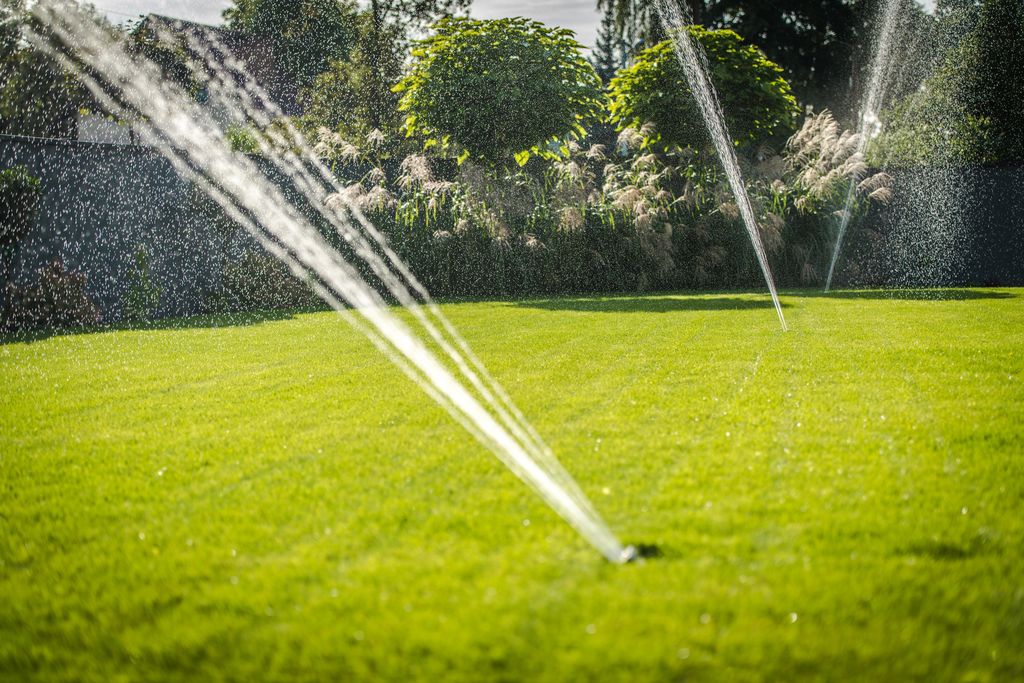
[2,289,1023,682]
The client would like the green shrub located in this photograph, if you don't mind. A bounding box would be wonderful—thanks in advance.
[608,29,799,153]
[226,125,262,155]
[207,249,321,313]
[124,245,161,322]
[3,258,101,332]
[0,165,41,248]
[394,17,604,166]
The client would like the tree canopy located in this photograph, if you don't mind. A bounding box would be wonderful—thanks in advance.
[596,0,901,116]
[0,0,91,139]
[608,28,799,152]
[394,17,604,165]
[871,0,1024,166]
[223,0,360,100]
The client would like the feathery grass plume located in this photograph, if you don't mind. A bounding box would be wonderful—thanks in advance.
[617,127,645,153]
[398,154,433,190]
[367,167,386,187]
[781,110,891,215]
[718,201,740,221]
[522,233,544,251]
[365,128,386,150]
[559,207,585,232]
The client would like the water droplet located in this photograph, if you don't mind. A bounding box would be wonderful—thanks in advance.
[789,612,798,623]
[138,532,145,540]
[522,519,530,527]
[677,648,690,660]
[585,623,596,634]
[699,613,711,624]
[961,507,968,515]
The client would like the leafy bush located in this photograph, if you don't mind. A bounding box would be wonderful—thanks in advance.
[314,112,891,296]
[3,258,101,332]
[207,249,320,313]
[0,165,41,249]
[226,125,262,155]
[394,17,604,166]
[869,59,999,167]
[124,245,161,322]
[608,29,799,153]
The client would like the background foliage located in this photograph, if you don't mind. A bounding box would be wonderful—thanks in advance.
[871,0,1024,166]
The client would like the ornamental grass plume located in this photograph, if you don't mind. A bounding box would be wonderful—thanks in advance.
[398,154,433,190]
[783,110,889,212]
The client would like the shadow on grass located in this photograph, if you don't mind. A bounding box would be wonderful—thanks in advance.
[798,288,1018,301]
[900,534,996,561]
[510,294,788,314]
[0,309,308,346]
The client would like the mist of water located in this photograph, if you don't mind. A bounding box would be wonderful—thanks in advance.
[654,0,787,331]
[29,0,634,563]
[824,0,904,291]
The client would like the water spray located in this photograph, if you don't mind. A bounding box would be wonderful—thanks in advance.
[655,0,787,331]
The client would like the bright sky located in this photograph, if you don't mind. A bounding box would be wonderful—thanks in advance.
[93,0,604,47]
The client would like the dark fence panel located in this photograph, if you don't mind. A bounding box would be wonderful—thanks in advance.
[838,165,1024,287]
[0,136,265,321]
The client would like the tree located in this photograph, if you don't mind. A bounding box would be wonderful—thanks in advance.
[872,0,1024,167]
[966,0,1024,161]
[353,0,472,132]
[596,0,671,50]
[301,17,406,136]
[395,17,605,165]
[297,0,470,136]
[591,4,626,83]
[608,28,799,153]
[0,0,90,138]
[595,0,917,117]
[223,0,360,102]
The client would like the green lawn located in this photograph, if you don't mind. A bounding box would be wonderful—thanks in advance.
[2,289,1023,682]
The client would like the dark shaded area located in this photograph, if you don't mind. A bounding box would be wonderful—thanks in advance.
[631,543,663,560]
[837,166,1024,288]
[901,535,995,561]
[798,288,1017,301]
[510,294,788,314]
[0,308,303,345]
[0,137,261,321]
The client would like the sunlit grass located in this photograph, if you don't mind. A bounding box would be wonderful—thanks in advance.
[2,289,1023,681]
